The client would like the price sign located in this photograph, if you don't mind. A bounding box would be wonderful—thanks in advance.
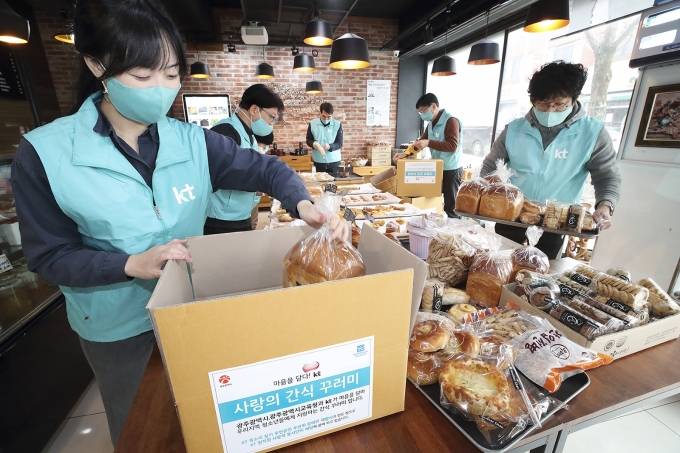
[0,254,13,274]
[344,207,357,223]
[324,183,338,193]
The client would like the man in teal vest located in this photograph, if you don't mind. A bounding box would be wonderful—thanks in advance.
[206,84,283,234]
[394,93,463,218]
[306,102,344,173]
[482,61,621,258]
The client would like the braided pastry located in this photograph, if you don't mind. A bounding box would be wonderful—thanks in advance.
[574,265,649,308]
[637,278,680,317]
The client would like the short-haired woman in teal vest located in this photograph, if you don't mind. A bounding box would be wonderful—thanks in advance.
[481,61,621,259]
[306,102,344,173]
[9,0,347,446]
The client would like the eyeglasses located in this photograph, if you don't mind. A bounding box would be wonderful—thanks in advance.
[417,106,432,114]
[259,108,279,125]
[533,101,572,112]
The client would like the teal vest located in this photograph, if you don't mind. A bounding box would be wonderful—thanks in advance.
[310,118,341,163]
[24,93,211,342]
[208,115,259,220]
[428,110,463,170]
[505,116,602,204]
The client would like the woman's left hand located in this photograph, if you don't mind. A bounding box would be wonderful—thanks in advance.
[297,200,348,242]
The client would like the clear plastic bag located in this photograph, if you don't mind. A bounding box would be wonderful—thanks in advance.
[282,193,365,287]
[479,160,524,221]
[455,176,489,215]
[421,279,445,311]
[637,277,680,317]
[466,250,513,308]
[573,264,650,309]
[542,200,568,230]
[510,226,549,281]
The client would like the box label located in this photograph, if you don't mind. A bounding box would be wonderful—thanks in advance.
[208,337,374,453]
[0,254,12,274]
[403,161,437,184]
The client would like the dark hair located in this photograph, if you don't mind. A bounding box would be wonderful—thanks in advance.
[320,102,334,115]
[416,93,439,108]
[255,132,274,146]
[71,0,187,113]
[528,61,588,103]
[239,84,285,112]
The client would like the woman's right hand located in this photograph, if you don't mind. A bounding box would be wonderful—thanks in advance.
[392,152,406,163]
[124,239,193,279]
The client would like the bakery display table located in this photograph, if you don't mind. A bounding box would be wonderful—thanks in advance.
[351,165,394,182]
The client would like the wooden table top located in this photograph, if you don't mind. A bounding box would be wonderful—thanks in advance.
[115,346,562,453]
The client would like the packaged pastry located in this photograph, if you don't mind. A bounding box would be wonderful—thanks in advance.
[435,328,482,361]
[607,267,632,282]
[519,211,542,225]
[547,302,609,341]
[455,177,488,215]
[421,279,445,311]
[283,193,365,287]
[573,264,650,309]
[636,278,680,317]
[407,350,440,386]
[410,319,451,352]
[385,220,400,234]
[482,307,537,340]
[565,204,586,233]
[582,212,598,231]
[448,303,478,322]
[510,226,549,280]
[560,297,625,332]
[510,316,614,392]
[442,287,471,305]
[522,198,546,215]
[557,287,642,329]
[466,251,513,308]
[478,159,524,221]
[594,295,650,324]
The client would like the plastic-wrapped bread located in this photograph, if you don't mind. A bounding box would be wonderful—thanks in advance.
[636,278,680,317]
[466,251,513,308]
[573,264,649,309]
[455,177,488,215]
[510,226,549,280]
[478,159,524,222]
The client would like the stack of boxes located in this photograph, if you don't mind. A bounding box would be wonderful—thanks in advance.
[368,145,392,166]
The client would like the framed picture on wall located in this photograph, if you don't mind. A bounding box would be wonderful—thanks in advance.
[635,83,680,148]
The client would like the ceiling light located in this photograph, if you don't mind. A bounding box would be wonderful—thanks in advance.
[423,23,434,46]
[304,17,334,46]
[431,55,456,76]
[329,33,370,69]
[54,33,74,44]
[524,0,570,33]
[306,79,323,94]
[468,39,500,65]
[0,0,30,44]
[255,62,275,79]
[190,61,211,79]
[293,52,315,72]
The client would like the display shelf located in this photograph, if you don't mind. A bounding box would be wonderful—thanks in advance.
[455,211,600,239]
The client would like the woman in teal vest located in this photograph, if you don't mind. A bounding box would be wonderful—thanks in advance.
[206,84,282,234]
[481,61,621,258]
[306,102,344,172]
[9,0,347,446]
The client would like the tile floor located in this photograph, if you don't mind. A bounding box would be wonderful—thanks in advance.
[42,378,680,453]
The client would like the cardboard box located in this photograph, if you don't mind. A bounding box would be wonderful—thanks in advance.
[147,226,427,453]
[396,159,443,198]
[369,157,392,166]
[500,283,680,359]
[369,167,398,194]
[368,145,391,155]
[399,196,443,214]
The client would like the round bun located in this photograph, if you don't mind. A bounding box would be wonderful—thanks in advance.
[448,303,477,322]
[407,350,439,385]
[283,238,366,287]
[479,335,515,369]
[410,320,451,352]
[522,198,546,215]
[437,331,481,359]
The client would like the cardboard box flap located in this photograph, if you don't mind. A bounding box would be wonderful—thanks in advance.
[359,225,428,333]
[148,258,193,311]
[184,226,313,299]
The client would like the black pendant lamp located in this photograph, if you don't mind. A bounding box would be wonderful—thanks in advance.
[431,12,455,76]
[524,0,570,33]
[306,79,323,94]
[255,47,275,79]
[54,33,74,44]
[329,32,370,69]
[468,12,500,65]
[0,0,29,44]
[189,44,211,79]
[293,52,316,72]
[304,17,334,46]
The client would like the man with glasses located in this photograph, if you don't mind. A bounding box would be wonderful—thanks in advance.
[306,102,344,173]
[205,84,284,234]
[394,93,463,218]
[481,61,621,258]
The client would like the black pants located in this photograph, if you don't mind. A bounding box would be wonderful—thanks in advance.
[313,161,341,173]
[442,167,463,218]
[494,223,566,259]
[204,217,253,235]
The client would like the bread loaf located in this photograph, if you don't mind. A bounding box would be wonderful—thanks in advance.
[510,246,549,280]
[466,252,513,308]
[479,184,524,221]
[283,238,366,287]
[455,178,488,215]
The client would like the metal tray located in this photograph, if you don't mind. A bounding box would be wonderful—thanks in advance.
[413,371,590,453]
[454,211,600,239]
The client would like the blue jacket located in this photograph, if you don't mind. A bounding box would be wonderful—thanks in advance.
[428,109,463,171]
[309,117,342,163]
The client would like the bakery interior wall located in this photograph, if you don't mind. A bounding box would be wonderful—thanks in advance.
[34,8,400,161]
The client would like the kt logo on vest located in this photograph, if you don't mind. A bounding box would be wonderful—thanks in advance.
[554,149,569,159]
[173,183,196,204]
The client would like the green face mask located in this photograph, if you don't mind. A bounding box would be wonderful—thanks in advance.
[105,77,180,125]
[419,109,434,122]
[533,106,573,128]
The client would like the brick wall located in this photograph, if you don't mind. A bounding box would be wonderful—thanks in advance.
[34,9,399,159]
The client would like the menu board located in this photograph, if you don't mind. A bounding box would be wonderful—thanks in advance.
[366,80,390,127]
[182,93,231,128]
[0,47,25,100]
